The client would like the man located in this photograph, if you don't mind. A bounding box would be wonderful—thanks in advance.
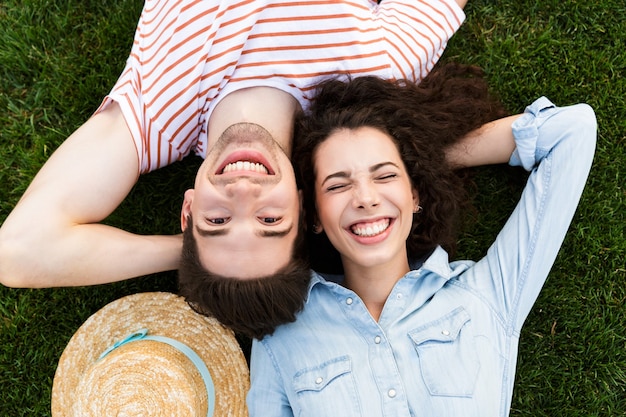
[0,0,467,288]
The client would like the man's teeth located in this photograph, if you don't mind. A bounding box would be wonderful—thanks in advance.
[223,161,268,174]
[351,219,390,237]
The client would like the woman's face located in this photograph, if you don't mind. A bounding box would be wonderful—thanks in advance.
[313,127,418,271]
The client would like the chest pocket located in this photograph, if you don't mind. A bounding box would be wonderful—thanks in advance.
[292,356,361,417]
[408,307,480,397]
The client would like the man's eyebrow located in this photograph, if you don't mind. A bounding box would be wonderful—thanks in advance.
[257,224,293,238]
[195,224,292,238]
[195,225,228,237]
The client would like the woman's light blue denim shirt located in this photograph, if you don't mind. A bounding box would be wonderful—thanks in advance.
[248,97,597,417]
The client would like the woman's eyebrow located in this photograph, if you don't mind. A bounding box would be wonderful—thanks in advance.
[369,161,400,172]
[320,171,350,187]
[320,161,400,186]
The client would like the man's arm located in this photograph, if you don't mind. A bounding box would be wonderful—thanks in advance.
[0,103,182,288]
[446,114,521,168]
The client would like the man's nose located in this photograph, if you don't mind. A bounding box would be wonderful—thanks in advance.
[224,178,262,198]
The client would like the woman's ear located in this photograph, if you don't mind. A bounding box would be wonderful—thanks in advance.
[313,197,324,234]
[181,189,194,231]
[312,221,324,234]
[412,188,421,214]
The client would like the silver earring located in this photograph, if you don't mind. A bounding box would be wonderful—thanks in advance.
[312,224,322,234]
[414,205,423,214]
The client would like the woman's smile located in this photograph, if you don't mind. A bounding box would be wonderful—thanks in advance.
[349,218,391,237]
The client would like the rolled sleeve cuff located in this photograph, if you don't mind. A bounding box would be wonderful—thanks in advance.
[509,96,556,171]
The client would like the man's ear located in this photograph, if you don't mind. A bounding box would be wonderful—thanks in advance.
[181,189,194,231]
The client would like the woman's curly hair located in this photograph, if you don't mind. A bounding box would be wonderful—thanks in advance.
[294,63,507,266]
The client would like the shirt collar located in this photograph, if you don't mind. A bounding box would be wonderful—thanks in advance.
[305,246,454,303]
[416,246,453,278]
[305,272,337,304]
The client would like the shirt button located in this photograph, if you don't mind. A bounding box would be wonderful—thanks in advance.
[346,297,353,305]
[441,330,450,336]
[315,377,323,384]
[388,389,397,398]
[374,336,381,344]
[396,293,403,300]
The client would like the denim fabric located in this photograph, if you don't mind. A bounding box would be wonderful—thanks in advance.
[248,97,597,417]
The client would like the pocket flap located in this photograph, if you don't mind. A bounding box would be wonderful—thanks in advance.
[408,307,470,345]
[293,356,351,393]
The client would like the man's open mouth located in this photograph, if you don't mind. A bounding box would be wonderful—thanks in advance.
[222,161,269,174]
[216,150,275,175]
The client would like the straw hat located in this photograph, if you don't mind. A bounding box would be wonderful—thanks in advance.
[51,292,249,416]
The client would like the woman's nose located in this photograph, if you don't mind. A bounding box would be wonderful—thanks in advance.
[352,182,380,209]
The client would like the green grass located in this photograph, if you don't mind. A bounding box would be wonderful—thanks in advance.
[1,0,625,415]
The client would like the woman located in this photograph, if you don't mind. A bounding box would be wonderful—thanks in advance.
[247,69,597,416]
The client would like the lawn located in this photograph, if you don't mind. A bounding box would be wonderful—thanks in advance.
[1,0,625,415]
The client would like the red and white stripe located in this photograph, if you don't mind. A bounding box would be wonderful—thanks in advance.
[98,0,464,173]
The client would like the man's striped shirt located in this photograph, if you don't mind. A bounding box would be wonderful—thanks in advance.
[99,0,465,173]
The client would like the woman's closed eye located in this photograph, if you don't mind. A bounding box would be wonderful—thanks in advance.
[376,173,398,181]
[326,183,350,192]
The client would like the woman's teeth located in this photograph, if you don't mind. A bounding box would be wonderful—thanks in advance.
[351,219,390,237]
[222,161,269,174]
